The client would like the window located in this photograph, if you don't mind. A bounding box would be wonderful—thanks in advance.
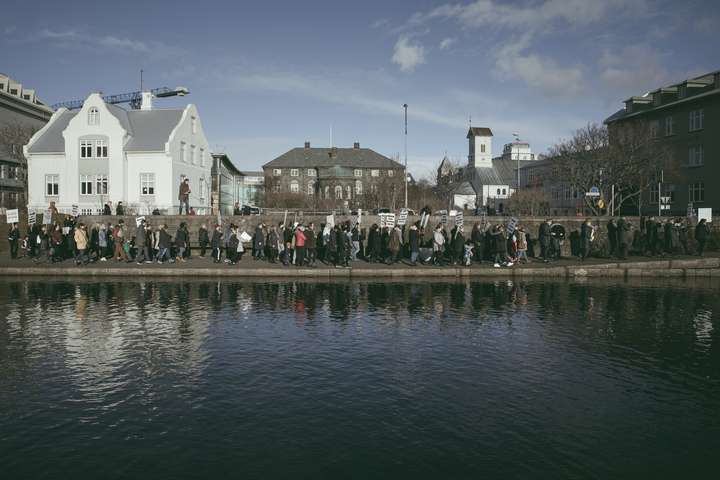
[496,188,501,195]
[324,186,330,198]
[191,145,197,165]
[81,208,94,216]
[95,175,108,195]
[290,180,299,193]
[45,174,59,196]
[388,170,394,177]
[689,182,705,203]
[273,183,281,193]
[181,142,187,163]
[273,168,282,176]
[355,180,363,195]
[199,177,206,200]
[200,148,205,167]
[0,165,5,178]
[354,169,363,177]
[80,175,94,195]
[664,116,674,136]
[88,107,99,125]
[688,146,704,167]
[346,185,352,200]
[140,173,155,195]
[502,188,507,195]
[95,140,108,158]
[191,116,197,134]
[650,184,659,204]
[290,168,299,177]
[371,169,379,177]
[80,140,93,158]
[307,182,315,195]
[335,186,343,199]
[689,110,704,131]
[650,120,659,138]
[480,144,485,153]
[307,169,316,177]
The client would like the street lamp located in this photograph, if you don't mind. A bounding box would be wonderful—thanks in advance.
[403,104,408,209]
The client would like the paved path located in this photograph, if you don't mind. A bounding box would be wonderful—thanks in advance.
[0,254,717,278]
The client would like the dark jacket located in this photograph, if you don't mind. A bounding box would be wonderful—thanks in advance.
[409,228,419,252]
[539,223,551,246]
[103,204,112,215]
[210,230,222,249]
[175,228,188,248]
[254,227,265,249]
[617,219,631,245]
[695,222,709,241]
[159,230,172,249]
[305,229,316,249]
[199,227,209,245]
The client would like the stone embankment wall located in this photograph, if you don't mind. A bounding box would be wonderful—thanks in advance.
[1,213,717,256]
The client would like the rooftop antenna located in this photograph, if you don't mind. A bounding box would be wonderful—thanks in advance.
[469,115,472,127]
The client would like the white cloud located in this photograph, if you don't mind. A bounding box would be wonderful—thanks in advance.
[32,28,180,58]
[599,44,669,94]
[439,37,456,50]
[392,36,426,72]
[371,18,389,29]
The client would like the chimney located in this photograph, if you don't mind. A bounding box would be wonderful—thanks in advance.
[304,141,311,149]
[353,142,360,149]
[140,91,153,111]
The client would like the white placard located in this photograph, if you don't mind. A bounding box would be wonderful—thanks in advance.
[386,213,396,228]
[71,205,79,217]
[357,208,362,225]
[44,209,53,225]
[28,210,36,225]
[440,213,448,225]
[6,209,19,223]
[698,207,712,223]
[326,214,335,228]
[420,212,429,229]
[455,211,464,227]
[135,216,146,227]
[506,217,519,234]
[239,231,252,242]
[398,208,408,226]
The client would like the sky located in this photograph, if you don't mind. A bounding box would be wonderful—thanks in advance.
[2,0,718,178]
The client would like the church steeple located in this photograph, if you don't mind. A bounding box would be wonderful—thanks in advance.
[467,127,493,168]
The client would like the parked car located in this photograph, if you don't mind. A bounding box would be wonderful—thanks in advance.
[373,208,392,215]
[241,205,261,215]
[350,209,367,216]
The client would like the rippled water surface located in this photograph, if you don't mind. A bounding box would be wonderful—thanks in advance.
[1,278,719,479]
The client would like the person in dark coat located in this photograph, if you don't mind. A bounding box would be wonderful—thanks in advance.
[174,222,189,262]
[305,223,316,266]
[210,224,223,263]
[368,224,381,263]
[616,217,631,259]
[198,224,209,257]
[451,226,465,265]
[678,219,689,255]
[336,225,348,267]
[607,218,617,258]
[115,202,125,216]
[227,227,240,265]
[409,224,420,265]
[491,225,509,267]
[580,218,593,260]
[695,219,710,256]
[282,224,293,265]
[471,223,484,263]
[157,224,172,263]
[327,226,338,266]
[254,223,266,260]
[103,201,112,216]
[7,223,20,259]
[539,219,552,262]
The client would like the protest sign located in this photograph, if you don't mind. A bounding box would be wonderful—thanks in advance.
[28,210,36,225]
[44,209,53,225]
[397,208,408,226]
[71,205,79,217]
[440,213,448,225]
[506,217,519,234]
[455,211,464,227]
[135,216,146,227]
[6,209,19,223]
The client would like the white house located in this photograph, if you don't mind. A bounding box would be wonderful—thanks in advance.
[25,92,212,215]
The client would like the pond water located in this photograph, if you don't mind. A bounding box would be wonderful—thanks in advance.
[1,278,719,479]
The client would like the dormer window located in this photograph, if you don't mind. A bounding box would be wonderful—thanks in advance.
[88,107,99,125]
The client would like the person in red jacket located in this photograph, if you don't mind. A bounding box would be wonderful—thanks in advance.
[294,225,307,267]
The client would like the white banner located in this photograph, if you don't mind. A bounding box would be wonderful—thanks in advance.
[380,213,396,228]
[44,209,53,225]
[455,211,464,227]
[506,217,519,234]
[28,210,36,225]
[698,207,712,223]
[71,204,79,217]
[440,213,448,225]
[135,216,146,227]
[6,208,19,223]
[397,208,408,226]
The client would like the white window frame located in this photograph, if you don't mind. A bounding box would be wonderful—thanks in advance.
[307,182,315,195]
[688,146,704,167]
[200,148,205,167]
[664,116,674,136]
[199,177,206,200]
[95,174,108,195]
[290,180,299,193]
[307,169,316,177]
[689,182,705,203]
[388,170,394,177]
[335,185,343,199]
[273,168,282,176]
[181,142,187,163]
[80,175,94,196]
[355,180,363,195]
[88,107,99,126]
[191,116,197,134]
[354,169,363,177]
[140,173,156,196]
[45,174,59,196]
[190,145,197,165]
[689,109,704,132]
[371,169,379,177]
[95,139,108,158]
[80,140,93,158]
[290,168,299,177]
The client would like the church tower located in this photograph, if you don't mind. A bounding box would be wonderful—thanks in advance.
[467,127,493,168]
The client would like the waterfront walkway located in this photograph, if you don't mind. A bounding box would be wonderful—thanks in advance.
[0,255,718,278]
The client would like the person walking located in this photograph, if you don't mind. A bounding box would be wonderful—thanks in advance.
[178,178,191,215]
[516,226,529,264]
[74,223,89,265]
[388,226,402,265]
[227,226,240,265]
[580,218,593,261]
[113,221,128,262]
[539,219,552,263]
[135,220,150,264]
[98,224,108,261]
[175,222,189,262]
[432,225,445,266]
[451,226,465,265]
[198,224,209,257]
[607,218,617,258]
[409,223,420,265]
[695,218,710,256]
[8,222,19,259]
[157,224,172,263]
[617,217,631,260]
[254,223,266,261]
[210,224,223,263]
[294,225,307,267]
[305,223,316,266]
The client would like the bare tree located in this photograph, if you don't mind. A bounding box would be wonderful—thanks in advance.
[548,122,672,215]
[509,188,551,216]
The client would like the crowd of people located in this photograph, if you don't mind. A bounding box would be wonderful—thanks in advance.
[4,213,713,268]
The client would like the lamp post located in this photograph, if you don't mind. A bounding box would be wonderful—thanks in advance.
[512,132,521,192]
[403,103,408,209]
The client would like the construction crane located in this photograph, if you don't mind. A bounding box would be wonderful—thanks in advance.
[51,86,189,111]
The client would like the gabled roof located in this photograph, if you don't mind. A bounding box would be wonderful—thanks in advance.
[467,127,493,138]
[26,102,185,153]
[454,181,477,195]
[263,147,403,169]
[473,166,504,185]
[493,157,535,186]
